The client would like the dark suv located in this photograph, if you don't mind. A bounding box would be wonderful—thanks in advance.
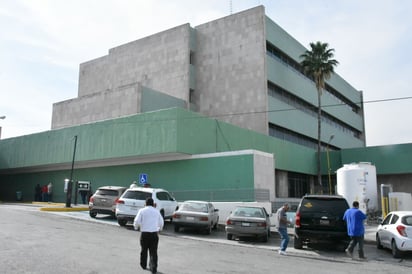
[294,195,350,250]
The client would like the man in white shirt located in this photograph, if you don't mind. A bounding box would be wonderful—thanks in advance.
[133,197,164,274]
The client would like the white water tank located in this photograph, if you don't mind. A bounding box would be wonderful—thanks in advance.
[336,162,378,214]
[389,192,412,211]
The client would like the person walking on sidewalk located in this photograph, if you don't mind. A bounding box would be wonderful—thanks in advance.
[343,201,367,260]
[276,203,292,255]
[133,197,164,274]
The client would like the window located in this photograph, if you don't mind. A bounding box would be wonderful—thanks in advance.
[288,172,310,198]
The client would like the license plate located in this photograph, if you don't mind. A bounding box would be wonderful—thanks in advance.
[186,216,195,221]
[241,222,251,227]
[320,220,329,225]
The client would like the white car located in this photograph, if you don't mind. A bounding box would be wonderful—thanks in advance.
[115,186,178,226]
[376,211,412,258]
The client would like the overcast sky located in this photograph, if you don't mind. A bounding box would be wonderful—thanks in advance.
[1,0,411,147]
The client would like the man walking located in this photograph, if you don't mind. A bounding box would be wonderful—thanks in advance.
[276,203,292,255]
[343,201,367,260]
[133,197,164,274]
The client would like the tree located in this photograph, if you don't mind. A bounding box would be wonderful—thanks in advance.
[300,41,338,192]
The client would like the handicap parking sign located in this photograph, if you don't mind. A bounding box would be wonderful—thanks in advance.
[139,173,148,185]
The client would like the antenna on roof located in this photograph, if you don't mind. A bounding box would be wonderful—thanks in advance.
[230,0,232,14]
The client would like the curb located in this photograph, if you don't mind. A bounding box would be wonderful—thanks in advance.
[33,202,89,212]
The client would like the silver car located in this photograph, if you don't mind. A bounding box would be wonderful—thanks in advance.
[376,211,412,258]
[225,206,271,242]
[88,186,127,218]
[172,201,219,234]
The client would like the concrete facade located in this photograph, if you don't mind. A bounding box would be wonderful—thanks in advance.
[51,6,365,151]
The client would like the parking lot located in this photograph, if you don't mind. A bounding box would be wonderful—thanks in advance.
[36,203,412,266]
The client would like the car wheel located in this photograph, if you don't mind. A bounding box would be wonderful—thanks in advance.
[262,232,268,242]
[117,219,127,227]
[294,236,303,249]
[89,211,97,218]
[213,218,219,229]
[226,233,233,240]
[205,225,212,235]
[391,239,402,258]
[160,210,165,220]
[174,225,180,232]
[376,234,383,249]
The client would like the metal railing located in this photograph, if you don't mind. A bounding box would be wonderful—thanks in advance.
[170,188,270,202]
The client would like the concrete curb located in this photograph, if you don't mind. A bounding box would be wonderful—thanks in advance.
[33,202,89,212]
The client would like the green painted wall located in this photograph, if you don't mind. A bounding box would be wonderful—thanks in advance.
[141,87,186,113]
[0,153,254,203]
[340,144,412,174]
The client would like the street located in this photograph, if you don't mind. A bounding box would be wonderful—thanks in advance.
[1,203,411,274]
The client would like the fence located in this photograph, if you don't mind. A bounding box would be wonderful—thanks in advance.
[170,188,270,202]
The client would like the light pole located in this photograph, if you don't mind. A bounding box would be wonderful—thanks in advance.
[326,135,334,195]
[0,116,5,139]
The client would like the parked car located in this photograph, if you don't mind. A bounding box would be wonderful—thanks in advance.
[225,206,271,242]
[172,200,219,234]
[115,186,178,226]
[88,186,127,218]
[376,211,412,258]
[294,195,350,250]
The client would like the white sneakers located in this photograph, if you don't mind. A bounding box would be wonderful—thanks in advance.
[278,250,287,256]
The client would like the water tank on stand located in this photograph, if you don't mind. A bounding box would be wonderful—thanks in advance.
[336,162,378,214]
[389,192,412,211]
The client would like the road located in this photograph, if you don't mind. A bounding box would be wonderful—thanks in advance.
[1,203,411,274]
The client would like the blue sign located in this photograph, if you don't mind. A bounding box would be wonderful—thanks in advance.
[139,173,148,185]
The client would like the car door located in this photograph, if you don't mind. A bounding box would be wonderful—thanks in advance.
[379,213,393,247]
[157,191,176,217]
[209,203,218,224]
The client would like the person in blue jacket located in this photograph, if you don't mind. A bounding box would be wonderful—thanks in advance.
[343,201,367,260]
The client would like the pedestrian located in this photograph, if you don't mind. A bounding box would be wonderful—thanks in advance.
[276,203,292,255]
[133,197,164,274]
[47,182,53,202]
[343,201,367,260]
[41,184,48,202]
[80,190,88,204]
[34,184,42,201]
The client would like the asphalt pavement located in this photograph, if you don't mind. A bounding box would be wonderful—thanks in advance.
[29,201,379,244]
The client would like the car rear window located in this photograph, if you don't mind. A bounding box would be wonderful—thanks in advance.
[234,207,264,217]
[122,190,152,200]
[181,202,208,213]
[402,216,412,226]
[95,189,119,196]
[300,198,348,213]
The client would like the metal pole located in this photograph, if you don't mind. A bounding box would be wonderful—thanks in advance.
[65,135,77,208]
[327,135,334,195]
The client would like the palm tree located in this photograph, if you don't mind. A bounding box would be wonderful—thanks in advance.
[300,41,338,192]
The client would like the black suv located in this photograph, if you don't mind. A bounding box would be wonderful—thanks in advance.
[294,195,350,250]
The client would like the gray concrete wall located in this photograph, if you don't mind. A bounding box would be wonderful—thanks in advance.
[53,24,193,129]
[78,24,192,100]
[52,83,141,129]
[194,6,268,134]
[253,151,275,201]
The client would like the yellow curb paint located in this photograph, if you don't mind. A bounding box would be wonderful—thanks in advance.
[40,207,89,212]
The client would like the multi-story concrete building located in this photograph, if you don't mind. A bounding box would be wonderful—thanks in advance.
[6,6,401,209]
[52,6,365,151]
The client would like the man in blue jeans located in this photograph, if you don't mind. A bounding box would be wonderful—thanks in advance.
[343,201,367,260]
[276,203,292,255]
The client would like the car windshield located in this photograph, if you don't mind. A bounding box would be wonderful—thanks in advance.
[180,202,208,213]
[122,190,152,200]
[95,189,119,196]
[233,207,264,218]
[300,198,348,213]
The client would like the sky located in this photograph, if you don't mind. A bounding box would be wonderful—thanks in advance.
[0,0,411,147]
